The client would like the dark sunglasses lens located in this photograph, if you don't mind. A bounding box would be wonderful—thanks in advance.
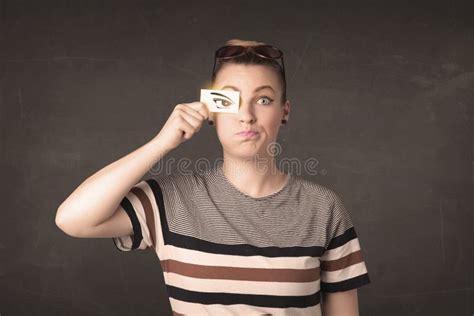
[216,45,245,58]
[254,45,283,58]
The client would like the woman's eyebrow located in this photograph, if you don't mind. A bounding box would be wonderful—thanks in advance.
[221,85,275,93]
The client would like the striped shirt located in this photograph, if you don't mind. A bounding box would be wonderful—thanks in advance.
[113,163,371,315]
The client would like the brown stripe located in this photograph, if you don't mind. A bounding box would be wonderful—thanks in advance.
[320,250,363,271]
[131,187,156,249]
[172,311,185,316]
[160,259,320,282]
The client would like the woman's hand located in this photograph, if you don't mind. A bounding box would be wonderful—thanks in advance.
[153,102,210,151]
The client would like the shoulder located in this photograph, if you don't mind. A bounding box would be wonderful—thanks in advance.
[292,174,343,208]
[147,169,207,193]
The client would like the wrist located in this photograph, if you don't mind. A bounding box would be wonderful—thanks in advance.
[146,136,172,164]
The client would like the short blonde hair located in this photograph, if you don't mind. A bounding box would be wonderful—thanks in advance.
[224,38,267,46]
[212,38,287,102]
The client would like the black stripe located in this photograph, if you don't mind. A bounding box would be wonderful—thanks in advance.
[147,178,167,242]
[172,231,325,257]
[112,236,127,252]
[326,226,357,250]
[119,196,143,250]
[147,178,325,258]
[167,284,321,308]
[321,273,371,293]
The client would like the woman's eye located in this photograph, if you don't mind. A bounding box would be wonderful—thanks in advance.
[213,98,233,108]
[257,96,273,105]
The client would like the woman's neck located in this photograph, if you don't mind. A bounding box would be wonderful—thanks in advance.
[220,156,289,199]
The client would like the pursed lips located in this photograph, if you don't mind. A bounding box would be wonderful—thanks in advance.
[237,130,258,136]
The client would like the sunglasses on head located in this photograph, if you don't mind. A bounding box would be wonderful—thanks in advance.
[212,44,286,86]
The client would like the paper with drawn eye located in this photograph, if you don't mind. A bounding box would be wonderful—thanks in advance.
[200,89,240,113]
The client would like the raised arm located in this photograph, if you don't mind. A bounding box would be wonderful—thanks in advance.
[55,102,209,238]
[55,137,171,238]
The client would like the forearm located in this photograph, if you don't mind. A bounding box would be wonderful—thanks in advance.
[55,136,170,235]
[322,290,359,316]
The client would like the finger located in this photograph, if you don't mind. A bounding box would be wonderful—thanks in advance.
[179,105,206,122]
[177,116,195,139]
[178,108,202,129]
[185,102,210,120]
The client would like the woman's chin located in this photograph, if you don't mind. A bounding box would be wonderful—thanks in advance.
[225,145,271,161]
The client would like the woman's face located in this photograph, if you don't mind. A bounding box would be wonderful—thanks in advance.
[212,63,291,162]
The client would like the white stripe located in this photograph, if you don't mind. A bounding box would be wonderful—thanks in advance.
[161,244,321,269]
[169,298,322,316]
[321,261,368,283]
[164,272,320,296]
[321,238,360,261]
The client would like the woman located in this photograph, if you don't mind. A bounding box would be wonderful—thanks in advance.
[56,38,371,315]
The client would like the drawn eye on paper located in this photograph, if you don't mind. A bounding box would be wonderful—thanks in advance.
[200,89,240,113]
[211,92,234,109]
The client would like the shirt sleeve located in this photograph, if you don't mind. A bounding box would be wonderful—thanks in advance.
[319,190,371,293]
[112,179,159,252]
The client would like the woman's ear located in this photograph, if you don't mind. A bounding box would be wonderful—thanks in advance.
[283,100,291,121]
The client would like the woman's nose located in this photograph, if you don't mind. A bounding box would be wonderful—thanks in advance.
[238,101,256,124]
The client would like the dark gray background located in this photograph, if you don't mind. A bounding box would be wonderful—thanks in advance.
[1,0,473,315]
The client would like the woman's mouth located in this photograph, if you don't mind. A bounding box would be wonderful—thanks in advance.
[237,131,259,138]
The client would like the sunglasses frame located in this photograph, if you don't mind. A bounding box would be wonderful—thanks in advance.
[212,45,286,89]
